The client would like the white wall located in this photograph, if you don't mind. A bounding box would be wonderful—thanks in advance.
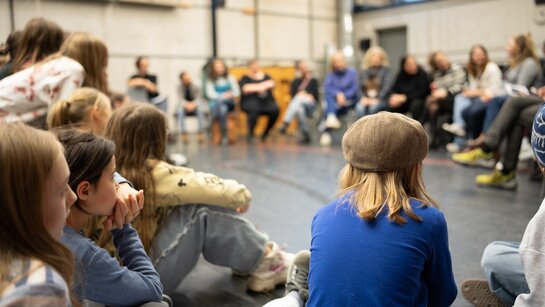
[0,0,337,114]
[354,0,545,69]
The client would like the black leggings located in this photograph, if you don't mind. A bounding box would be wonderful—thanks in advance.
[245,104,279,139]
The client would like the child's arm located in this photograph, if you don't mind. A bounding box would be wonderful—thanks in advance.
[153,161,251,211]
[63,225,163,306]
[424,212,458,307]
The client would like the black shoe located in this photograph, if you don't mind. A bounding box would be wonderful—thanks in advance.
[298,131,311,145]
[530,161,543,182]
[279,122,288,135]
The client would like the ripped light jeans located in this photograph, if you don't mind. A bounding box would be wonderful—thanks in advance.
[150,205,268,294]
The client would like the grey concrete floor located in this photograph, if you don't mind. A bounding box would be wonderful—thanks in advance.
[167,133,542,307]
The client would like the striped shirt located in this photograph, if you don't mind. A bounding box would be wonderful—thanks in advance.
[0,258,70,306]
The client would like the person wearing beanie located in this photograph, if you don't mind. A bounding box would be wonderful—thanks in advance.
[513,102,545,306]
[460,103,545,307]
[305,112,457,306]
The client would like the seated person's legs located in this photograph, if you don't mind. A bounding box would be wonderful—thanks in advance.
[482,96,508,133]
[211,100,230,144]
[260,104,280,141]
[462,100,487,140]
[453,97,543,186]
[177,107,186,134]
[408,98,426,122]
[151,205,293,295]
[281,95,307,129]
[356,101,385,118]
[481,241,529,305]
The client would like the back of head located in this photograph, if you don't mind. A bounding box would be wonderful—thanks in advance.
[61,32,109,94]
[6,30,22,60]
[108,91,128,109]
[0,123,74,295]
[428,51,441,73]
[105,103,166,251]
[47,87,110,131]
[106,103,166,170]
[339,112,436,223]
[12,18,64,73]
[531,103,545,168]
[512,33,538,67]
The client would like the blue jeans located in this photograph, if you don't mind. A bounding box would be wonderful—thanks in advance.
[150,205,268,295]
[283,95,315,133]
[177,105,205,133]
[210,99,234,137]
[452,94,473,145]
[151,96,168,113]
[324,93,356,117]
[481,241,529,305]
[462,97,487,139]
[483,96,508,132]
[354,101,385,118]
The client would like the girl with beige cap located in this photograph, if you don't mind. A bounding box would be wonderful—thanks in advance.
[306,112,457,306]
[264,112,457,307]
[264,112,458,307]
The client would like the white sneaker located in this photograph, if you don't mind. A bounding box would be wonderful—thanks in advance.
[442,123,466,137]
[324,114,341,129]
[446,142,462,153]
[319,132,332,147]
[519,137,533,161]
[263,294,301,307]
[248,242,295,292]
[168,153,188,166]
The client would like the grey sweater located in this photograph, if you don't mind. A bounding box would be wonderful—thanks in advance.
[62,225,163,307]
[504,57,541,88]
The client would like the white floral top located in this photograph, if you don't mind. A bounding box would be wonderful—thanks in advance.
[0,56,84,123]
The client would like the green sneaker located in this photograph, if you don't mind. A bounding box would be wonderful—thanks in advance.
[452,148,495,168]
[475,170,517,190]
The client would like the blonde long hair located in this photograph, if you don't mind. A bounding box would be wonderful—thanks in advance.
[362,46,389,70]
[105,103,167,251]
[509,33,538,68]
[47,87,110,130]
[44,32,109,94]
[0,123,76,305]
[63,32,109,94]
[11,18,65,73]
[337,162,437,224]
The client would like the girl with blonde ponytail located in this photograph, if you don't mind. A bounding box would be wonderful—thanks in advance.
[47,87,112,134]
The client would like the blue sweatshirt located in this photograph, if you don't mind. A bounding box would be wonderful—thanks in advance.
[308,198,457,307]
[324,68,359,100]
[62,224,163,306]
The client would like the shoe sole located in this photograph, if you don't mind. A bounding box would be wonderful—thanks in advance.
[453,159,496,169]
[442,125,466,137]
[476,180,517,191]
[461,279,507,307]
